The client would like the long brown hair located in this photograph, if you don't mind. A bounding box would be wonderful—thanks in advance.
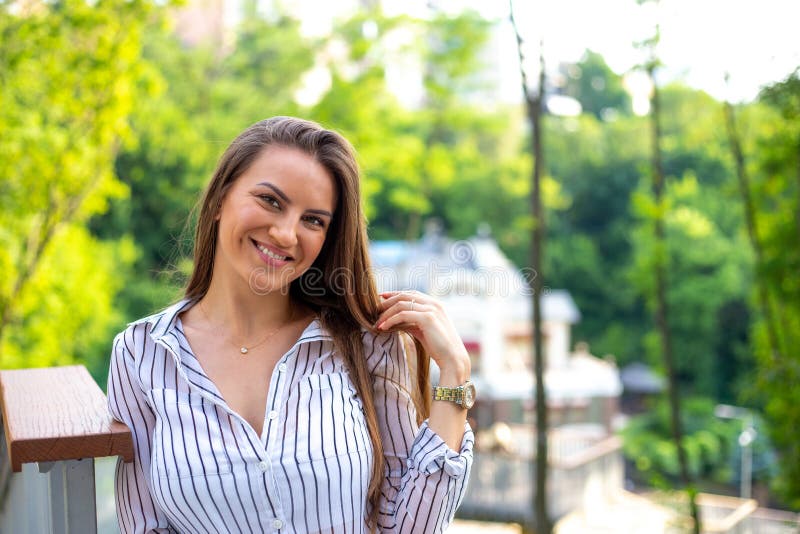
[184,116,430,529]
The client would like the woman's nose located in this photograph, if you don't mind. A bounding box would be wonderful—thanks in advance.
[268,219,298,248]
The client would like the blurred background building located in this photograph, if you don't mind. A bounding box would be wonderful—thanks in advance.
[370,221,626,524]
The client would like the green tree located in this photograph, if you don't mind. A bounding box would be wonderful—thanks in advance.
[423,9,491,105]
[543,84,754,402]
[309,7,539,259]
[308,9,427,228]
[563,49,631,120]
[629,172,751,395]
[623,397,737,486]
[544,112,648,361]
[747,70,800,508]
[0,0,155,379]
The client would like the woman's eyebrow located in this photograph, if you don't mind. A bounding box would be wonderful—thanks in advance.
[257,182,290,203]
[307,208,333,218]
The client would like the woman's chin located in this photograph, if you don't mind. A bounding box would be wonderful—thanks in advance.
[247,267,296,296]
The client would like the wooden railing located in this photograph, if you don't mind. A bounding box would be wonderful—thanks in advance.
[0,365,133,533]
[684,493,799,534]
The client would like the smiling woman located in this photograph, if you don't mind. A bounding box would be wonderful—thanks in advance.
[106,116,475,533]
[214,145,336,295]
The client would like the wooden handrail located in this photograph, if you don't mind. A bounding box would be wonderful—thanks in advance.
[0,365,133,472]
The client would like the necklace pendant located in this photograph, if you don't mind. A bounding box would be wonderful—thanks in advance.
[240,347,248,354]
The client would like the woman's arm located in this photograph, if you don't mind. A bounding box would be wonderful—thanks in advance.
[367,330,474,534]
[376,290,473,450]
[107,330,175,534]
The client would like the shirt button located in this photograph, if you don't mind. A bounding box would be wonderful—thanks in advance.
[278,363,287,372]
[272,518,283,529]
[258,461,269,472]
[267,410,278,420]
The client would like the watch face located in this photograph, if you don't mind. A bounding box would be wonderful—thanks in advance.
[463,382,476,409]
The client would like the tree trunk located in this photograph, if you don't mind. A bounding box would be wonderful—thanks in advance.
[530,61,549,534]
[723,100,784,363]
[647,65,701,534]
[510,2,550,532]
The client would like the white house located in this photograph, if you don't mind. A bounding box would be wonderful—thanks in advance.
[370,222,626,523]
[369,221,623,433]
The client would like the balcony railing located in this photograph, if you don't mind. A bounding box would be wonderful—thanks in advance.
[457,431,624,525]
[0,365,133,533]
[4,365,797,533]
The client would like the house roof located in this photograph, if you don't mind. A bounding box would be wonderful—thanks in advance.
[473,357,622,400]
[620,362,665,393]
[542,290,581,323]
[369,223,581,323]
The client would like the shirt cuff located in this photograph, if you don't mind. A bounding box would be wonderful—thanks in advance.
[406,420,474,478]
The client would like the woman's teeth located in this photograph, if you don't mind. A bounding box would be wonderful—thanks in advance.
[257,244,288,260]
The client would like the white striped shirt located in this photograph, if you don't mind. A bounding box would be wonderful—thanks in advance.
[107,299,473,533]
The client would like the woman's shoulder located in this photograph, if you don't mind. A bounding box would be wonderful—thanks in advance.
[113,299,193,357]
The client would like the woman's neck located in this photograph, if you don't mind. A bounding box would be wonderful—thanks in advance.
[198,276,296,340]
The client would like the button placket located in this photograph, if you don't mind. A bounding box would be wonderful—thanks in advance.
[260,351,296,515]
[262,355,290,445]
[265,352,292,428]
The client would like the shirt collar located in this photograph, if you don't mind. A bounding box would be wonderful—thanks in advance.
[144,297,333,343]
[144,298,195,340]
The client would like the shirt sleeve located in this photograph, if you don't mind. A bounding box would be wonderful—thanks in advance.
[367,331,474,533]
[107,329,176,534]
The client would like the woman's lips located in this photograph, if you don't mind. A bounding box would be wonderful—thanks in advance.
[252,239,293,267]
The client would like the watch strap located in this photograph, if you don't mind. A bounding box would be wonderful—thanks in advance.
[433,385,463,404]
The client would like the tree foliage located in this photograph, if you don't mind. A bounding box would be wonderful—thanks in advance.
[563,49,631,119]
[0,0,154,378]
[622,396,778,495]
[747,70,800,507]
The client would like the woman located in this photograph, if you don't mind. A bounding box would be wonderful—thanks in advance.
[107,116,475,533]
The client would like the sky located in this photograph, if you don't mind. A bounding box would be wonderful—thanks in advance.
[490,0,800,104]
[279,0,800,108]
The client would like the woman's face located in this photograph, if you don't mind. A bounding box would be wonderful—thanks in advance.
[213,145,337,296]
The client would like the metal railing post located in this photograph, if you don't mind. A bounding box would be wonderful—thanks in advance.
[40,459,97,533]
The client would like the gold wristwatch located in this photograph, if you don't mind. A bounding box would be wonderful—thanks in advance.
[432,381,476,410]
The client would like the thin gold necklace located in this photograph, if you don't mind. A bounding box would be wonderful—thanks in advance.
[197,301,295,355]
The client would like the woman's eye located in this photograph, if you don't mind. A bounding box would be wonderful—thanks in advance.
[259,195,280,209]
[304,216,326,228]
